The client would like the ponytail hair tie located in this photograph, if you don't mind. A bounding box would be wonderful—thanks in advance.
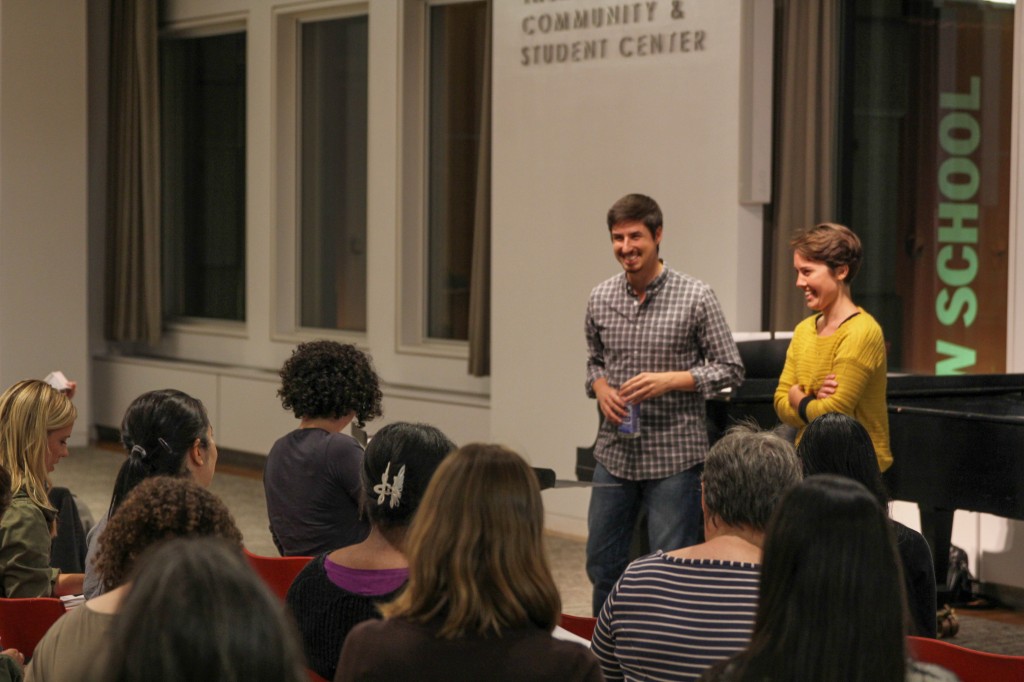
[130,444,148,460]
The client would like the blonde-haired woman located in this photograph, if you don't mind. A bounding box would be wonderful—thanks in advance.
[0,379,83,597]
[337,443,602,682]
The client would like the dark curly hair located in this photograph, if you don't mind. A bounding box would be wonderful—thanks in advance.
[277,340,383,428]
[94,476,243,591]
[98,538,307,682]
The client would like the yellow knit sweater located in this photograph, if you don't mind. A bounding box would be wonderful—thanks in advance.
[774,309,892,471]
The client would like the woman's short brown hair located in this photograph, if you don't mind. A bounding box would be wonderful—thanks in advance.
[380,443,560,638]
[791,222,863,283]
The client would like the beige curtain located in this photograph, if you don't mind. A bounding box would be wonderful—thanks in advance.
[105,0,161,344]
[769,0,840,331]
[467,2,492,377]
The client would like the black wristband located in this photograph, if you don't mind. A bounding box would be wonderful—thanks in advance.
[798,395,814,423]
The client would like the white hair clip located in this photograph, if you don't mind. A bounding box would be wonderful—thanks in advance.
[373,462,406,509]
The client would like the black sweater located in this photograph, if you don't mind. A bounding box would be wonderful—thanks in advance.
[285,553,405,680]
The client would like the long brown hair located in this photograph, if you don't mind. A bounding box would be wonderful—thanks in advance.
[380,443,561,638]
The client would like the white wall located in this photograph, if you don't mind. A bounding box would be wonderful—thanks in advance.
[0,0,90,445]
[490,1,765,533]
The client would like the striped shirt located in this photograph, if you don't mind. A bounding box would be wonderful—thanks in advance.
[591,551,760,682]
[585,266,744,479]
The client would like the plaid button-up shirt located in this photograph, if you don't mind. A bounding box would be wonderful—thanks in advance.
[585,266,744,480]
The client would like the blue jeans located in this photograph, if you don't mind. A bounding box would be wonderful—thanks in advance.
[586,462,704,616]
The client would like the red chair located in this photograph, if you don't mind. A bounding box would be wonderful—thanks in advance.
[243,548,312,600]
[908,635,1024,682]
[559,613,597,641]
[0,597,67,658]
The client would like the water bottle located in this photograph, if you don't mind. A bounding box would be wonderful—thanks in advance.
[618,402,640,439]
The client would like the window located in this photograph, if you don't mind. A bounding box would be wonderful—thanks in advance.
[401,0,489,350]
[298,16,369,332]
[426,1,488,341]
[837,0,1014,374]
[770,0,1014,375]
[160,31,247,322]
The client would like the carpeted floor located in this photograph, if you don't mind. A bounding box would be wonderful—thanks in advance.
[52,445,1024,656]
[946,613,1024,656]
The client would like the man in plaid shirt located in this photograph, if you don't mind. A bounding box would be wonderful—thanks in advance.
[585,194,744,615]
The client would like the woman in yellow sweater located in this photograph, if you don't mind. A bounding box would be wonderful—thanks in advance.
[774,223,892,471]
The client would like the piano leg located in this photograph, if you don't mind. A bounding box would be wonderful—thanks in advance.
[919,506,954,606]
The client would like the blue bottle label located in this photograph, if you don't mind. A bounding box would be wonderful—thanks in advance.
[618,403,640,438]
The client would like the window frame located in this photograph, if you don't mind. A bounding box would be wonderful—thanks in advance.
[272,2,371,345]
[159,17,249,336]
[397,0,487,359]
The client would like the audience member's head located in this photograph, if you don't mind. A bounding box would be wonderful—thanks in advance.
[0,380,76,510]
[381,443,560,638]
[361,422,455,531]
[109,389,216,518]
[277,340,383,429]
[711,475,906,681]
[95,476,242,592]
[797,412,888,508]
[98,537,306,682]
[702,423,802,534]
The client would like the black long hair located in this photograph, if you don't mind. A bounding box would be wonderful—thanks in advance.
[797,412,889,508]
[714,475,907,682]
[107,389,210,518]
[360,422,455,530]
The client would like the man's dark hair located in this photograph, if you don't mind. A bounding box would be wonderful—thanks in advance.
[606,193,663,238]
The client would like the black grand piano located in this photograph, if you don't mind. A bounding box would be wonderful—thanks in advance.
[576,338,1024,597]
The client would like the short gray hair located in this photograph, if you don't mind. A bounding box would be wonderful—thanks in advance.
[702,424,802,531]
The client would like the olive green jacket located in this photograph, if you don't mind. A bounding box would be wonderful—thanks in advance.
[0,489,58,597]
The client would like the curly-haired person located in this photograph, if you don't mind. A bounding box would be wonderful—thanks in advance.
[264,340,383,556]
[27,476,243,682]
[96,538,307,682]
